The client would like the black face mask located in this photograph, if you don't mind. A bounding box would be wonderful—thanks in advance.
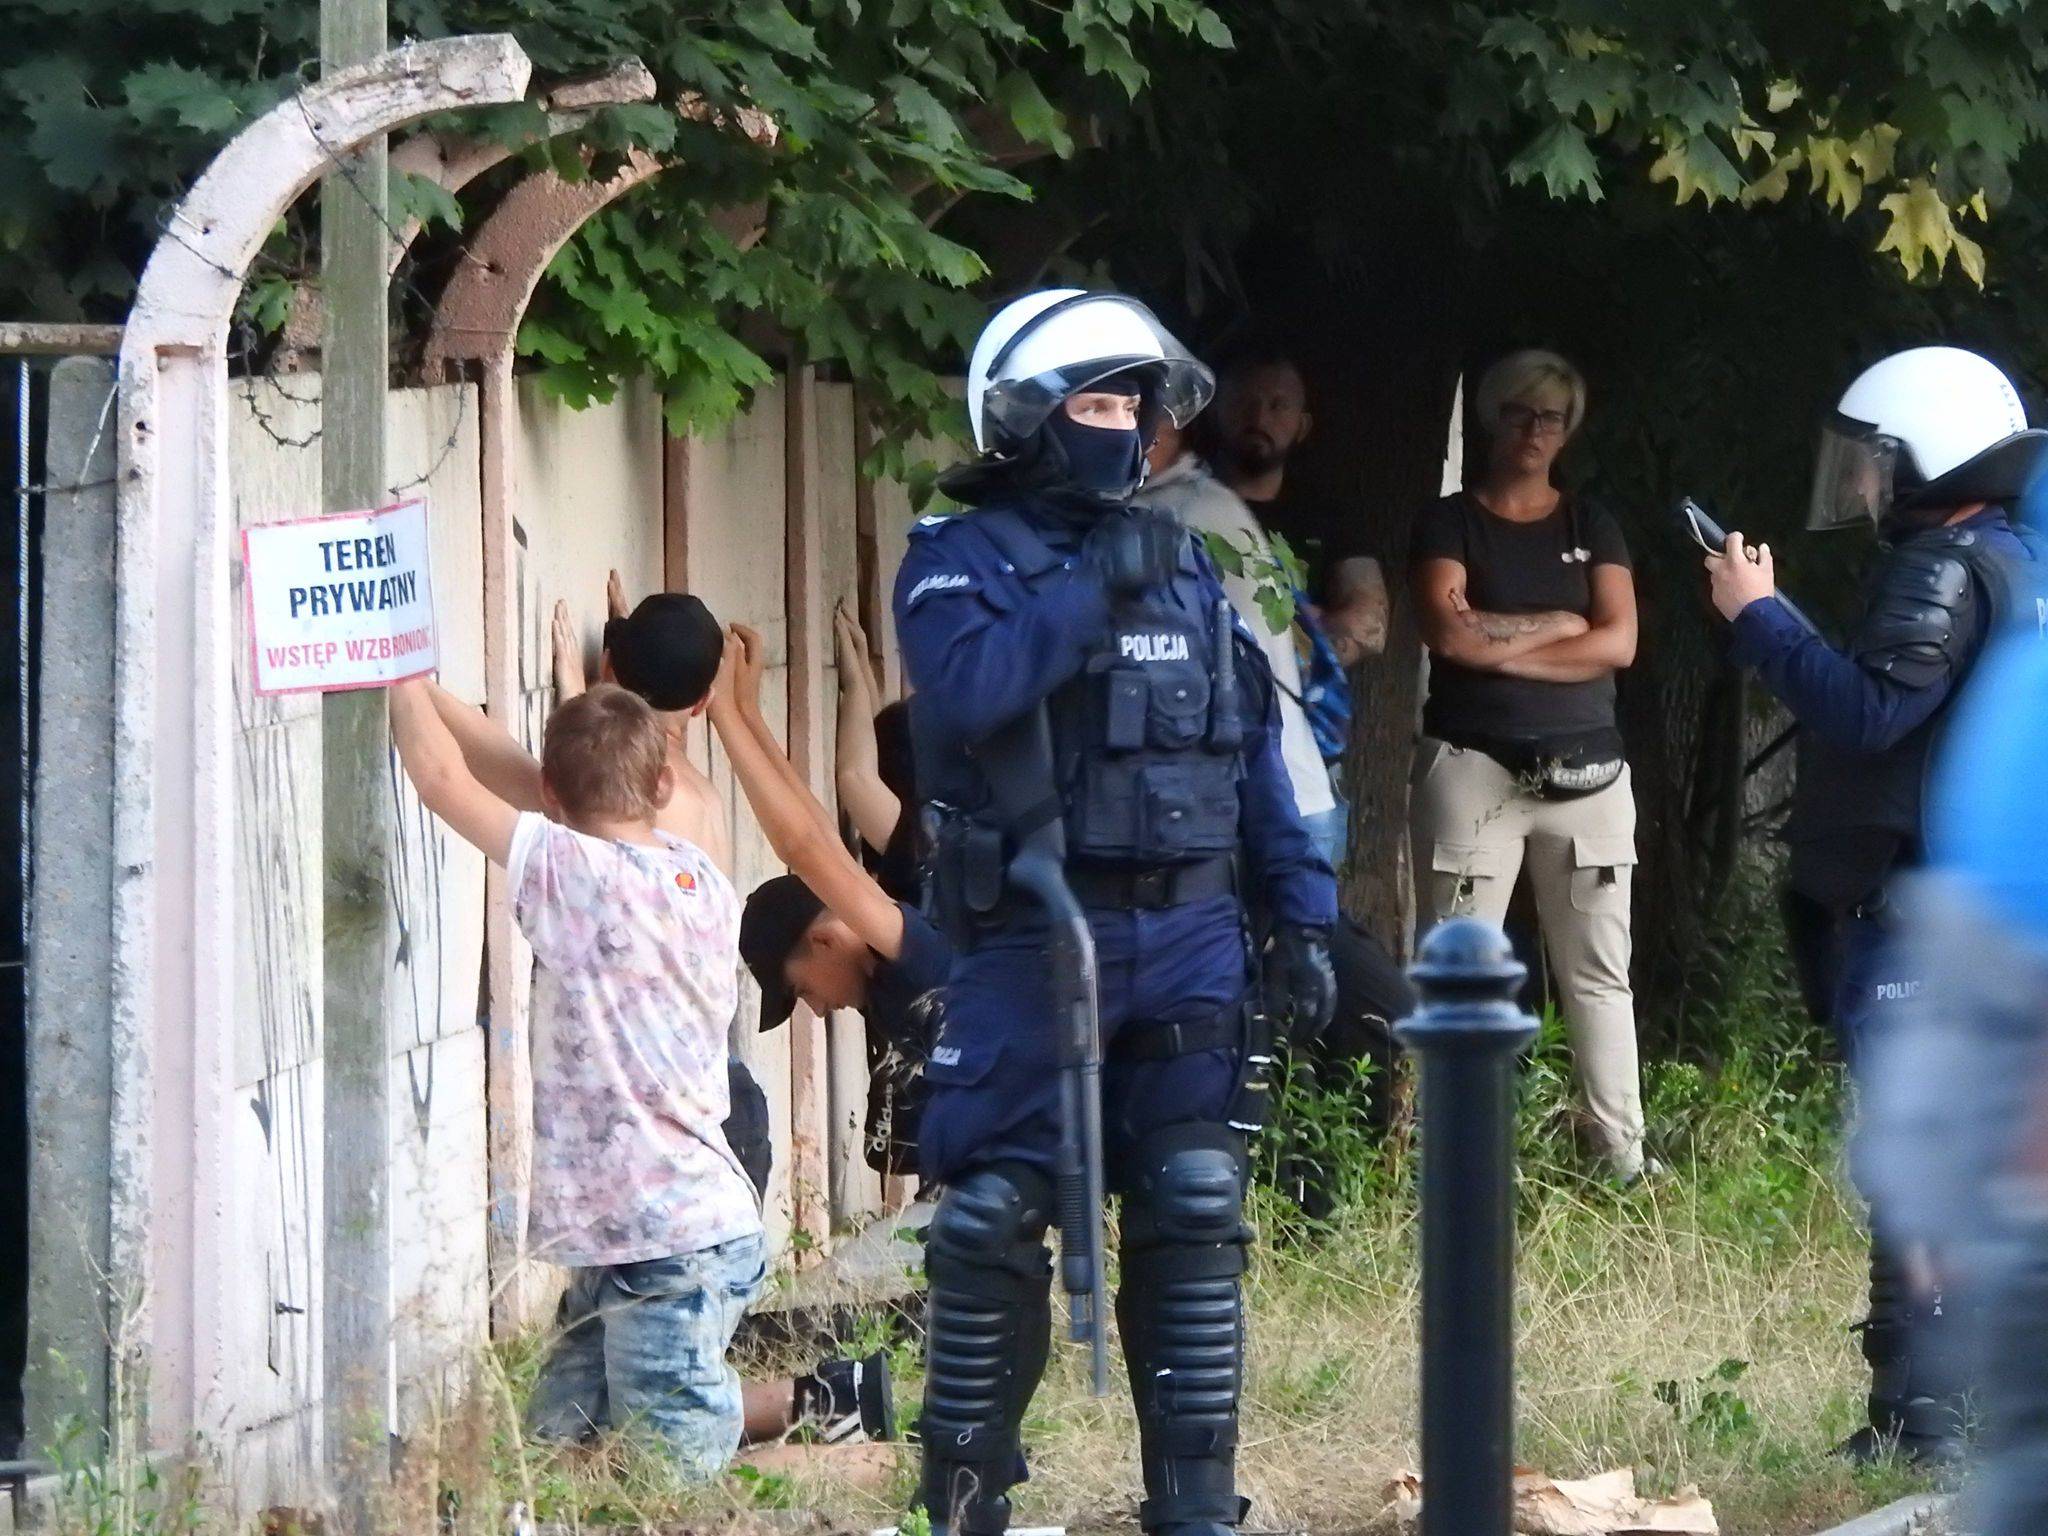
[1046,408,1145,498]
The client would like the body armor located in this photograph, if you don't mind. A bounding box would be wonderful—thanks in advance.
[1787,521,2044,909]
[920,502,1260,942]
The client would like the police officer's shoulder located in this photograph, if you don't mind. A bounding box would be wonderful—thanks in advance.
[1857,536,1981,686]
[897,502,1067,612]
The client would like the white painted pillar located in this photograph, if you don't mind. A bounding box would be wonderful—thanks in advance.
[110,35,531,1459]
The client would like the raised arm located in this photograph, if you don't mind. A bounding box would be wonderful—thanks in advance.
[390,678,520,867]
[724,622,842,847]
[1494,564,1639,682]
[833,602,903,849]
[424,679,546,812]
[1412,557,1589,669]
[708,629,907,961]
[551,598,588,704]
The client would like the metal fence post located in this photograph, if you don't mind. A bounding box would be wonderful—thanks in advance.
[1396,917,1538,1536]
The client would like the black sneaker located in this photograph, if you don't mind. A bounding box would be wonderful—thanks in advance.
[802,1351,895,1443]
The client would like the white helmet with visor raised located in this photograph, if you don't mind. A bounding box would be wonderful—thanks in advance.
[965,289,1214,454]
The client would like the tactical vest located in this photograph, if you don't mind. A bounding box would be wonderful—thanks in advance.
[914,502,1254,939]
[1787,521,2046,909]
[1056,576,1246,862]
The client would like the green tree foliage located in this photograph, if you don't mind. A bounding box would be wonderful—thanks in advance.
[0,0,1228,452]
[1034,0,2048,1020]
[1079,0,2048,300]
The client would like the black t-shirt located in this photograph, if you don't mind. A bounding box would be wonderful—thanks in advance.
[1410,491,1632,745]
[862,902,952,1176]
[1242,486,1374,598]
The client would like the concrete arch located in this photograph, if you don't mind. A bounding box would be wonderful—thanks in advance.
[274,62,659,364]
[112,33,532,1456]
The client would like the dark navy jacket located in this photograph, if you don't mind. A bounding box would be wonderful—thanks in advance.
[1729,509,2031,751]
[893,500,1338,931]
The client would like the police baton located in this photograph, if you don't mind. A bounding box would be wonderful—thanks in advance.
[974,707,1112,1397]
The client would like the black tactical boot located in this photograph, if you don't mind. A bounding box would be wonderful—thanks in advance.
[1839,1241,1971,1465]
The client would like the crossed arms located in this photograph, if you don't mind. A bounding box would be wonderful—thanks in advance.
[1412,558,1637,683]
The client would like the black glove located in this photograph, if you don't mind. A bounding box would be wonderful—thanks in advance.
[1265,924,1337,1044]
[1083,507,1187,595]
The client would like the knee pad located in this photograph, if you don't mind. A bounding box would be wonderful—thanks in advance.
[927,1163,1054,1283]
[1121,1122,1250,1259]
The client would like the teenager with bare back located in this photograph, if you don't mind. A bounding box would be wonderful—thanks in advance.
[707,620,951,1182]
[552,570,731,876]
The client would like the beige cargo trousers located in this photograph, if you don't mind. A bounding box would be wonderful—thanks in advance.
[1409,737,1645,1175]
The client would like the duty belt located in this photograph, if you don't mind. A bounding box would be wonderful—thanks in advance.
[1065,855,1235,911]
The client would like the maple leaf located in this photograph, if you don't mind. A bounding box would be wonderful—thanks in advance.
[1741,149,1801,205]
[1804,136,1863,215]
[1507,120,1605,201]
[1849,123,1900,182]
[1876,179,1986,286]
[1730,116,1776,163]
[1649,134,1744,207]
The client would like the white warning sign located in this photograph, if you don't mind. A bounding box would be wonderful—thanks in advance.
[243,497,439,695]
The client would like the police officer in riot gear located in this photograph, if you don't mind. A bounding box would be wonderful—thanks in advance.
[895,290,1338,1536]
[1705,345,2048,1463]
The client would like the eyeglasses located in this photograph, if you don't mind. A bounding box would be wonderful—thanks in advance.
[1498,403,1570,437]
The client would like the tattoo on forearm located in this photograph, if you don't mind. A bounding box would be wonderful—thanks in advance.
[1462,609,1561,645]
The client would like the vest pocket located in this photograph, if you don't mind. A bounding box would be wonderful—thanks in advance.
[1104,669,1149,750]
[1141,762,1240,855]
[1145,665,1211,750]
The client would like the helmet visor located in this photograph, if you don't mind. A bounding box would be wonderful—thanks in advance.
[980,296,1215,447]
[1808,413,1901,531]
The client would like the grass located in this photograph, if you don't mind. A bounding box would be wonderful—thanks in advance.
[41,884,1942,1535]
[331,1017,1931,1536]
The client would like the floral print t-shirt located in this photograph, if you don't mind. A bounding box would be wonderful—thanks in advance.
[510,813,762,1268]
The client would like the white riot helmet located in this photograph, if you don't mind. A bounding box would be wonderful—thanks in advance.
[965,288,1215,454]
[1811,346,2048,532]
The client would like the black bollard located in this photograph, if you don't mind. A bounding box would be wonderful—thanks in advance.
[1395,917,1539,1536]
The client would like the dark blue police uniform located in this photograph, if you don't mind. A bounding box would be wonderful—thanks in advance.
[1730,509,2039,1069]
[1730,506,2042,1459]
[894,495,1335,1536]
[899,502,1334,1176]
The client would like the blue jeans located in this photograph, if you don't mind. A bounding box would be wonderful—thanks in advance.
[525,1231,766,1475]
[1301,803,1348,871]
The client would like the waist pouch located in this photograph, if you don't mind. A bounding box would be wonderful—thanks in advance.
[1446,724,1626,801]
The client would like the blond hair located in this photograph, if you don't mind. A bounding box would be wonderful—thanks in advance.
[542,683,666,821]
[1474,349,1587,438]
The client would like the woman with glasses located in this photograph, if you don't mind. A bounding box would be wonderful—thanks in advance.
[1408,349,1647,1179]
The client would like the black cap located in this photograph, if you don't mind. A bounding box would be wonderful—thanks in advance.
[739,874,827,1030]
[603,593,722,712]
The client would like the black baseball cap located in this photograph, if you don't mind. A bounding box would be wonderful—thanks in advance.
[604,593,722,712]
[740,874,828,1030]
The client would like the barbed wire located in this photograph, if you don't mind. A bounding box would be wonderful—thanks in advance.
[7,107,476,505]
